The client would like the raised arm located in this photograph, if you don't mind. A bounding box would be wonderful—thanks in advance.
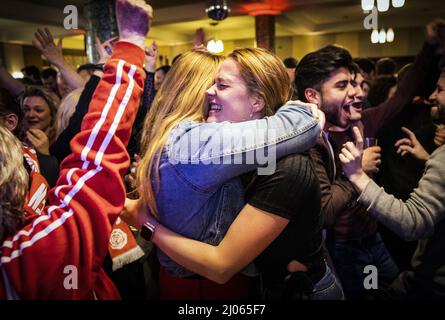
[33,28,86,91]
[340,128,445,241]
[1,0,152,299]
[362,19,445,137]
[0,66,25,97]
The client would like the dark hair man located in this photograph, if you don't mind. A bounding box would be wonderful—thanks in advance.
[296,19,444,299]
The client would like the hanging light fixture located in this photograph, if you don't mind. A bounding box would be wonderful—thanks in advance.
[371,28,395,44]
[205,0,230,21]
[386,28,395,42]
[378,28,387,43]
[376,0,389,12]
[392,0,405,8]
[371,29,379,43]
[361,0,375,11]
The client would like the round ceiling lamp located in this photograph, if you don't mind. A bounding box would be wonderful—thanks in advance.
[205,0,231,21]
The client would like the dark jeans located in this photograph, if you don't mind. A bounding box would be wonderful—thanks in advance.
[261,261,344,300]
[331,232,399,300]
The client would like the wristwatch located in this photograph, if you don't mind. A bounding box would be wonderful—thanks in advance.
[93,63,105,71]
[141,217,159,241]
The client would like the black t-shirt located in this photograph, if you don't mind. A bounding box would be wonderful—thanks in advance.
[242,153,325,287]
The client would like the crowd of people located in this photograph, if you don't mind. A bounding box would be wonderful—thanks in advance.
[0,0,444,300]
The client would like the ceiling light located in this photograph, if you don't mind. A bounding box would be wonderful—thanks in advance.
[386,28,394,42]
[377,0,389,12]
[206,0,230,21]
[361,0,375,11]
[392,0,405,8]
[379,28,386,43]
[12,71,24,79]
[207,39,224,53]
[371,29,379,43]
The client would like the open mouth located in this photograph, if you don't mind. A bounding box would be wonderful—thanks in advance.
[208,103,222,112]
[351,101,363,110]
[342,103,352,118]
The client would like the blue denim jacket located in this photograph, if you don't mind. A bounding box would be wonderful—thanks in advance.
[154,103,321,277]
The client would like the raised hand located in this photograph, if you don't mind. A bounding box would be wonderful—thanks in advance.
[144,41,158,72]
[33,28,65,67]
[338,126,371,192]
[339,126,364,179]
[33,27,86,90]
[95,36,118,64]
[26,128,50,155]
[115,0,153,48]
[395,127,430,162]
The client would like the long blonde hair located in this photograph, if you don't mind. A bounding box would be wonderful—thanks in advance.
[0,125,27,241]
[137,50,224,217]
[56,88,82,138]
[229,48,292,116]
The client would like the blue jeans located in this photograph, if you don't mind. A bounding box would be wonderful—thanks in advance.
[331,232,399,300]
[261,261,344,300]
[304,264,344,300]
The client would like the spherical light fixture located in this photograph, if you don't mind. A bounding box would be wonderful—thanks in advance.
[205,0,231,21]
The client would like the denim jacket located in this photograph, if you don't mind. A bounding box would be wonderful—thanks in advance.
[154,103,321,277]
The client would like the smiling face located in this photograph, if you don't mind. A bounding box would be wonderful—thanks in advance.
[349,72,365,121]
[23,96,52,132]
[430,72,445,109]
[430,71,445,122]
[316,67,356,128]
[205,58,257,123]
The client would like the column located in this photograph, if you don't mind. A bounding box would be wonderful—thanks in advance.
[255,15,276,53]
[84,0,118,63]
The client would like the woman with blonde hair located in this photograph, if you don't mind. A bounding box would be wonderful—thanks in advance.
[0,126,28,238]
[56,88,82,138]
[21,86,59,155]
[131,47,323,299]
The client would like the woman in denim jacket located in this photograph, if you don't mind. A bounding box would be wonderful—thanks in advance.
[134,48,322,299]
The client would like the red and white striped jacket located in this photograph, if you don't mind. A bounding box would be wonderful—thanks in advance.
[0,41,146,299]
